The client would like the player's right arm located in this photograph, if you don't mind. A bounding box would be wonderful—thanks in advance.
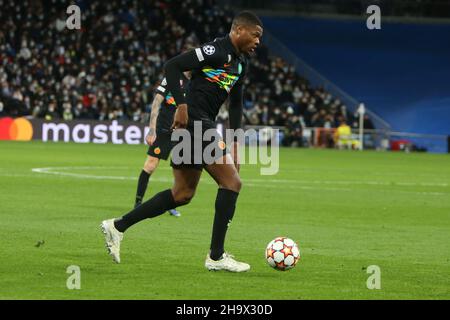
[146,93,164,146]
[164,45,223,129]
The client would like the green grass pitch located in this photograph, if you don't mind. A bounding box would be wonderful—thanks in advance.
[0,140,449,299]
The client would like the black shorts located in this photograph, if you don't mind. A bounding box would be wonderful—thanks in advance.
[147,131,175,160]
[170,125,229,171]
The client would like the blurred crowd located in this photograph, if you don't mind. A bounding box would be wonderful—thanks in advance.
[229,0,450,19]
[0,0,374,147]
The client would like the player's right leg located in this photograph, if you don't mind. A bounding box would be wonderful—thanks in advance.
[203,154,250,272]
[135,156,160,208]
[100,167,201,263]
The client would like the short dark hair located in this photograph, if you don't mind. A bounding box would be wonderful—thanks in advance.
[232,11,263,29]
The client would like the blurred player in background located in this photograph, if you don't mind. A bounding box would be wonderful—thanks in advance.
[134,72,191,216]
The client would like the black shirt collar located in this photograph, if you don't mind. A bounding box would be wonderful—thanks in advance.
[224,34,240,57]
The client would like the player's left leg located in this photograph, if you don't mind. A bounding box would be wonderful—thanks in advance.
[203,155,250,272]
[101,167,201,263]
[116,167,201,232]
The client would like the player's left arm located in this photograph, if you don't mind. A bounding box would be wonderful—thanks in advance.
[229,82,243,130]
[229,59,248,131]
[228,81,244,172]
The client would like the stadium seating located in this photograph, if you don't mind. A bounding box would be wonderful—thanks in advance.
[261,15,450,152]
[0,0,372,149]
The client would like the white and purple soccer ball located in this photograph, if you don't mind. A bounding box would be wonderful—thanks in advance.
[265,237,300,271]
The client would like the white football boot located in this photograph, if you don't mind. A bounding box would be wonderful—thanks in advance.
[205,252,250,272]
[100,219,123,263]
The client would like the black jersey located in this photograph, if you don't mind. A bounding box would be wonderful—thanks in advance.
[154,74,188,133]
[164,35,247,130]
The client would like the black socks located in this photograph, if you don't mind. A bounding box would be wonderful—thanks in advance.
[115,189,177,232]
[114,186,240,261]
[135,170,151,206]
[210,189,239,261]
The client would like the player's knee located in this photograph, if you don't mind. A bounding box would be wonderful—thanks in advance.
[144,158,158,173]
[172,189,195,205]
[233,177,242,192]
[221,176,242,193]
[143,165,154,174]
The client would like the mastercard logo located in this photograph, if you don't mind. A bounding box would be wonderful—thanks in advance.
[0,117,33,141]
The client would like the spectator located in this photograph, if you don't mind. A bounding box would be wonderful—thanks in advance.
[44,101,60,121]
[334,120,360,150]
[0,101,5,117]
[283,115,304,147]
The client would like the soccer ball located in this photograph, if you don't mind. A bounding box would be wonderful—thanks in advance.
[265,237,300,271]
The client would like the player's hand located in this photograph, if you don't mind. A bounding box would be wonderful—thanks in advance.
[146,133,156,146]
[171,104,188,130]
[230,141,240,173]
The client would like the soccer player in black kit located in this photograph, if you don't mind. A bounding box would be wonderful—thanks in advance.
[101,11,263,272]
[133,74,190,217]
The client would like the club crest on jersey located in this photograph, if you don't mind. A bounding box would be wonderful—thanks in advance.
[203,45,215,55]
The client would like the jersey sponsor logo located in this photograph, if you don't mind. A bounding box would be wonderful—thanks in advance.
[202,45,215,55]
[202,67,240,93]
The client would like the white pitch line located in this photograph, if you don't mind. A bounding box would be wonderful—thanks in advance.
[28,166,352,192]
[31,166,138,181]
[25,166,450,196]
[29,166,449,188]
